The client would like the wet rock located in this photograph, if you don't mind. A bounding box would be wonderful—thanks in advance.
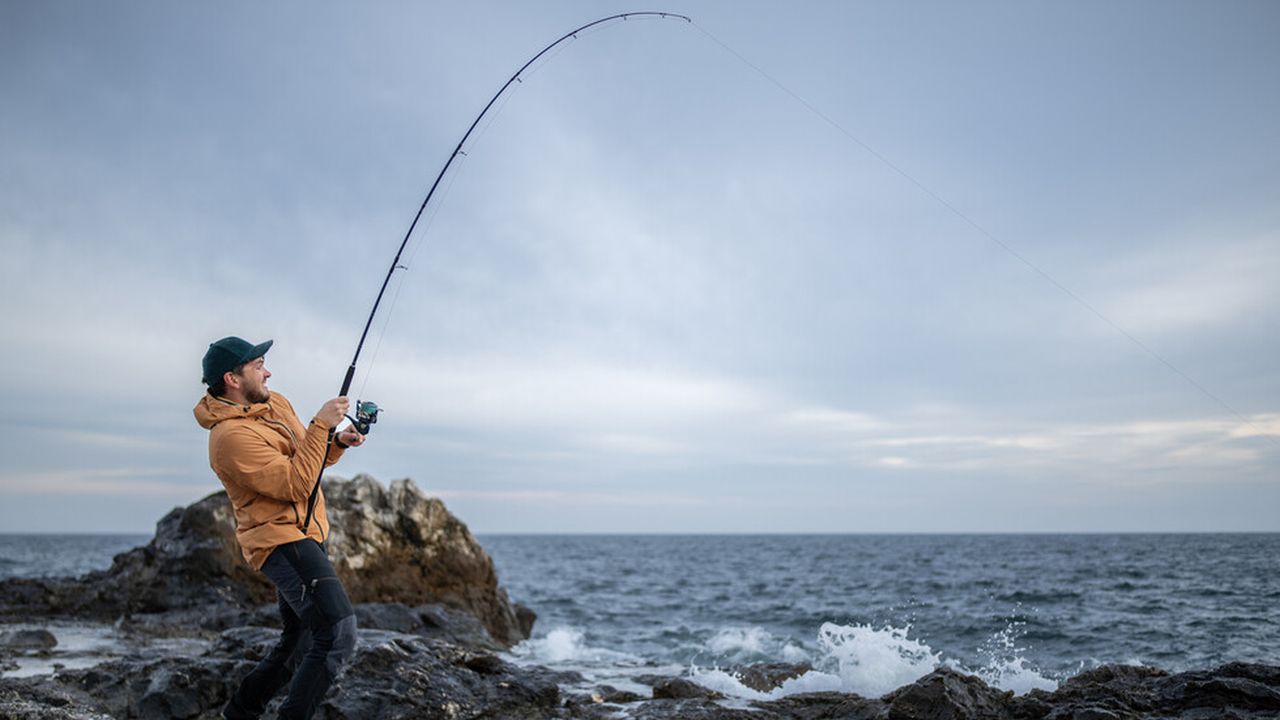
[883,667,1013,719]
[319,632,562,719]
[598,685,647,703]
[735,662,812,693]
[630,698,765,720]
[0,679,114,719]
[1159,662,1280,714]
[515,602,538,639]
[0,628,58,651]
[135,661,234,719]
[652,677,725,700]
[756,691,884,719]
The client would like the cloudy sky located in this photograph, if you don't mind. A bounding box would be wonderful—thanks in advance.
[2,1,1277,534]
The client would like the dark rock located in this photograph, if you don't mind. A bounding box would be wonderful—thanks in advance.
[1157,663,1280,714]
[0,678,114,719]
[630,698,766,720]
[652,677,725,700]
[0,628,58,651]
[598,685,647,703]
[883,667,1014,719]
[633,673,670,687]
[515,602,538,639]
[320,632,561,719]
[209,625,281,661]
[756,690,884,719]
[735,662,812,693]
[460,651,507,675]
[135,662,233,719]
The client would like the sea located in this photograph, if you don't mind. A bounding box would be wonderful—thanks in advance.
[2,533,1278,700]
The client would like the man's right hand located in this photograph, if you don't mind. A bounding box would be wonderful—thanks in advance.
[316,397,350,429]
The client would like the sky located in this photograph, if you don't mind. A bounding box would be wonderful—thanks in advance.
[1,1,1277,534]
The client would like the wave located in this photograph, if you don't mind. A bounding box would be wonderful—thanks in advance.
[510,620,1059,701]
[508,626,642,666]
[693,621,1057,700]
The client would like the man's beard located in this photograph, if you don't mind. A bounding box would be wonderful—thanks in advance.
[244,383,270,404]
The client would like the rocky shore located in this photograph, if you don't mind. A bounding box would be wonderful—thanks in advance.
[2,475,1278,719]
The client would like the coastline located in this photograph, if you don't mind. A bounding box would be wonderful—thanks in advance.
[2,486,1278,718]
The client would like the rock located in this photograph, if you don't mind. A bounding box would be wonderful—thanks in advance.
[0,628,58,651]
[1158,663,1280,714]
[0,475,532,648]
[319,632,562,719]
[630,698,766,720]
[756,691,884,719]
[652,677,725,700]
[735,662,812,693]
[598,685,647,703]
[323,476,529,645]
[883,667,1013,719]
[515,602,538,639]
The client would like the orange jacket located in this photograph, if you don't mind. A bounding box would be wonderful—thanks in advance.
[193,391,345,569]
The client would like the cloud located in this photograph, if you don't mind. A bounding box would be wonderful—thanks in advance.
[431,488,705,508]
[760,401,1276,477]
[0,468,202,496]
[360,353,763,430]
[1096,233,1280,338]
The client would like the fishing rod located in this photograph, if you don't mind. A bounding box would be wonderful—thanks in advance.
[302,11,692,533]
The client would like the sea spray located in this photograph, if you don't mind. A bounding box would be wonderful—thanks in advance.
[688,622,940,701]
[703,626,809,664]
[688,621,1058,701]
[816,621,941,697]
[510,626,640,665]
[967,616,1058,693]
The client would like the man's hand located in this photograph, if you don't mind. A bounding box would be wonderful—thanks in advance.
[336,426,366,448]
[316,397,349,429]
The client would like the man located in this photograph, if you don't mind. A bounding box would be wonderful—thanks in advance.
[193,336,366,720]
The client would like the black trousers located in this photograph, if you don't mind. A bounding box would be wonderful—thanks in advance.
[224,539,357,720]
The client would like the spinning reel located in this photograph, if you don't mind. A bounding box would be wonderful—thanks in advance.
[346,400,381,435]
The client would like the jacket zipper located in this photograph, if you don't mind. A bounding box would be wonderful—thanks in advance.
[259,417,309,532]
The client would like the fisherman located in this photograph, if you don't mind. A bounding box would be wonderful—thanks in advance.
[193,336,366,720]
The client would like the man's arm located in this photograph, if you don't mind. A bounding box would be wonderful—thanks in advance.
[214,418,340,503]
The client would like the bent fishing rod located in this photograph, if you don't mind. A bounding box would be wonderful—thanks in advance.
[302,11,691,532]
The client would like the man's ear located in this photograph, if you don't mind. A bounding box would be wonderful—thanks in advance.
[223,370,241,391]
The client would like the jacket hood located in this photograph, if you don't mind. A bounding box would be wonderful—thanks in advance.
[193,392,274,430]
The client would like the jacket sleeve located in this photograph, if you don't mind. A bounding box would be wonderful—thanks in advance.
[213,420,340,503]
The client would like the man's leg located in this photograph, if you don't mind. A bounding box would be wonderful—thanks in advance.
[223,554,310,719]
[274,539,358,720]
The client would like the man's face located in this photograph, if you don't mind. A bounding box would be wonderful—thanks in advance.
[232,356,271,404]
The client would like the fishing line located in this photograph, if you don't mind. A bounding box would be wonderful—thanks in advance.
[356,66,526,403]
[691,20,1275,444]
[301,12,694,533]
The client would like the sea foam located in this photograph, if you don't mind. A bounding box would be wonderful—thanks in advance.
[692,620,1057,701]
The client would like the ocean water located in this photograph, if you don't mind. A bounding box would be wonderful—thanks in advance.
[0,534,149,579]
[481,534,1280,698]
[3,533,1277,699]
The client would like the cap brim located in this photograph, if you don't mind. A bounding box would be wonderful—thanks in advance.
[240,339,273,363]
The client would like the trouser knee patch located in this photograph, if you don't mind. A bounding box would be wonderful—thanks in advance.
[326,615,358,677]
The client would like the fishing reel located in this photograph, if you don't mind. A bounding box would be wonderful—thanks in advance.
[345,400,380,436]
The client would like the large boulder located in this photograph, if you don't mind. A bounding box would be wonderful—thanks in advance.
[0,475,530,646]
[322,476,529,646]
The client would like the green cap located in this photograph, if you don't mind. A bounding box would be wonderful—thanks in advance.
[202,336,273,385]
